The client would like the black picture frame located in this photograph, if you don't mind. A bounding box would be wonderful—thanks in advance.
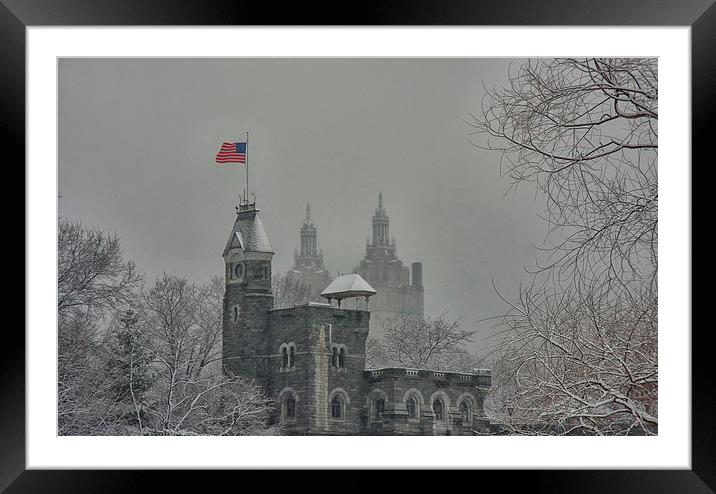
[5,0,711,491]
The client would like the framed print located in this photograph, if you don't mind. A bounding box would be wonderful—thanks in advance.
[5,0,712,491]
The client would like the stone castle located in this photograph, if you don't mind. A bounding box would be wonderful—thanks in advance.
[222,199,492,435]
[287,193,424,338]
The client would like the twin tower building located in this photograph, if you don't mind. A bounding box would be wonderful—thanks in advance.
[287,192,424,337]
[221,195,491,435]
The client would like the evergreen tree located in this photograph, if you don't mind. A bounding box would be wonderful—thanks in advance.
[106,308,155,434]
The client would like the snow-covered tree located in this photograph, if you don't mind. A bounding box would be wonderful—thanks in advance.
[471,58,658,435]
[140,274,276,435]
[57,219,142,435]
[105,308,155,433]
[369,313,477,372]
[58,219,141,319]
[57,219,276,436]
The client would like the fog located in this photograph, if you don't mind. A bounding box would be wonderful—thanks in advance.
[58,57,547,352]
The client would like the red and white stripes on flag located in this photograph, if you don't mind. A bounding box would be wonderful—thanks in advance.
[215,141,247,164]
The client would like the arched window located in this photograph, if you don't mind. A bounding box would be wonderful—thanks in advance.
[460,401,471,424]
[289,345,295,368]
[338,347,346,368]
[281,347,288,368]
[331,396,343,419]
[433,399,444,421]
[406,397,417,419]
[286,395,296,419]
[375,398,385,419]
[331,347,338,367]
[232,306,238,322]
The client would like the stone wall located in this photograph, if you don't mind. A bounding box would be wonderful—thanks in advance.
[361,368,492,436]
[266,305,370,435]
[222,283,275,388]
[222,264,492,436]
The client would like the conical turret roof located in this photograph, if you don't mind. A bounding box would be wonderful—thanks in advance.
[223,207,273,256]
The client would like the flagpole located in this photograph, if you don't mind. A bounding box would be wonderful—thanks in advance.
[245,131,249,204]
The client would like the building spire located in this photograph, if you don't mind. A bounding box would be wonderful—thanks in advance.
[372,191,390,246]
[303,203,313,227]
[300,203,317,256]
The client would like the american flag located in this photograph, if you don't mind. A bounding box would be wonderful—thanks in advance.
[215,141,247,164]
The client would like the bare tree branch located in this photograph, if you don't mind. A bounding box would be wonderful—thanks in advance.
[472,58,658,436]
[369,313,478,372]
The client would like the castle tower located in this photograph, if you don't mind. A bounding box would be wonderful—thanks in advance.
[218,197,491,436]
[285,204,332,303]
[222,201,275,385]
[356,193,424,338]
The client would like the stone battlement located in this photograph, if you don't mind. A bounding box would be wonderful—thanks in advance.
[364,367,492,386]
[268,303,370,321]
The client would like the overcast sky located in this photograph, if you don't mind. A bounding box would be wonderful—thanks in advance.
[58,58,547,353]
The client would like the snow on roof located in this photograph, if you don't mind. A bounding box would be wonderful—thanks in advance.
[321,273,376,300]
[223,209,274,256]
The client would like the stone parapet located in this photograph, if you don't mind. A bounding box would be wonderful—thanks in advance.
[364,367,492,387]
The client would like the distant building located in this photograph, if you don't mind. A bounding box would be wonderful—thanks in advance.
[222,200,492,435]
[286,204,332,300]
[355,192,424,338]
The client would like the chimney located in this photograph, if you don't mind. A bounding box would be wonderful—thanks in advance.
[411,262,423,289]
